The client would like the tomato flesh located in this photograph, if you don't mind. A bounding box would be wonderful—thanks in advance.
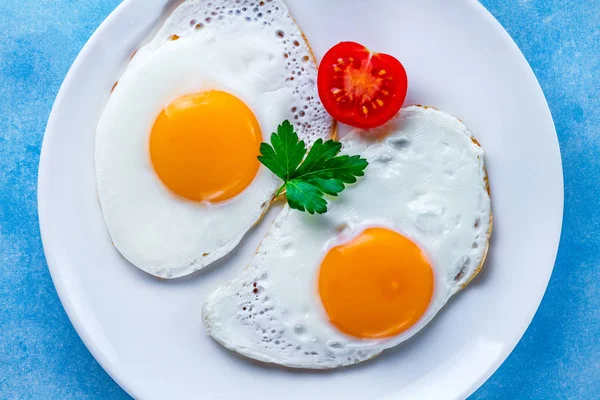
[317,42,408,129]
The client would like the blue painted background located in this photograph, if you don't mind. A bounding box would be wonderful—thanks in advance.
[0,0,598,398]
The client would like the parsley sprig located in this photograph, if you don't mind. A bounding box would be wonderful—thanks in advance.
[258,120,369,214]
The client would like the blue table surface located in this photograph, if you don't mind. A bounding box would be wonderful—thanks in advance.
[1,0,599,398]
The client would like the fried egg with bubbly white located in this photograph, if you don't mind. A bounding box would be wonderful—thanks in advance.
[202,106,492,368]
[95,0,334,278]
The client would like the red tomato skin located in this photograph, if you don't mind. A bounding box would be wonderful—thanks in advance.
[317,42,408,130]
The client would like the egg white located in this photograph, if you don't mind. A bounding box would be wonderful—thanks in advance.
[202,106,492,368]
[95,0,333,278]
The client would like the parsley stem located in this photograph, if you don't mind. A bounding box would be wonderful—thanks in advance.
[276,184,286,196]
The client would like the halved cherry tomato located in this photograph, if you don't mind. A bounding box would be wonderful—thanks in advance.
[317,42,408,129]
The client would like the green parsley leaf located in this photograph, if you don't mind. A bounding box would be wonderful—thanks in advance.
[286,180,328,214]
[258,121,369,214]
[257,120,306,182]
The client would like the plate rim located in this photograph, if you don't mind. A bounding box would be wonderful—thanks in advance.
[38,1,142,397]
[37,0,564,398]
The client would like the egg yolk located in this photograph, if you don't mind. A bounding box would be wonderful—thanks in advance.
[149,91,262,202]
[318,227,434,339]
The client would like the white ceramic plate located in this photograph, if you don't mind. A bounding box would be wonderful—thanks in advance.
[38,0,563,399]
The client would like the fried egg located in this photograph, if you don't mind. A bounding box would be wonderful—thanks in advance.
[202,106,492,368]
[95,0,333,278]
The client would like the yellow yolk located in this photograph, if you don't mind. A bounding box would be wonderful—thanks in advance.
[318,227,434,339]
[149,91,262,202]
